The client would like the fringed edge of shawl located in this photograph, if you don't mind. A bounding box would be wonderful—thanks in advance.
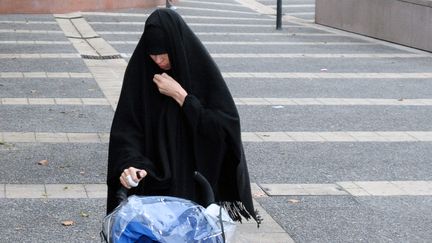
[220,201,263,228]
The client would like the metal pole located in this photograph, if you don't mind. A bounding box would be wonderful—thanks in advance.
[276,0,282,30]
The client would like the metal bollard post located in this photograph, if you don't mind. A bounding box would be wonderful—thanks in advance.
[276,0,282,30]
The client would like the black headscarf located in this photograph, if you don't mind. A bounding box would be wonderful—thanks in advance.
[107,9,260,225]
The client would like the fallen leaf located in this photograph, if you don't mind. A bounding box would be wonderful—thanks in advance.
[63,186,68,190]
[0,141,5,145]
[61,220,74,226]
[37,159,49,166]
[398,98,404,101]
[80,211,89,217]
[288,199,300,204]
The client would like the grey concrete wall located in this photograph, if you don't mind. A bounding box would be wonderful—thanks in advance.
[315,0,432,52]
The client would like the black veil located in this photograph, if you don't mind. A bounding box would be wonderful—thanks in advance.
[107,9,260,224]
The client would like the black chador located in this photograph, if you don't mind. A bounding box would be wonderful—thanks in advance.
[107,8,260,224]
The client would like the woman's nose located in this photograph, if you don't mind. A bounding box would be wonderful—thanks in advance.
[155,56,163,64]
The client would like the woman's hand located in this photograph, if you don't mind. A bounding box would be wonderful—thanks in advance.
[153,73,188,106]
[120,167,147,189]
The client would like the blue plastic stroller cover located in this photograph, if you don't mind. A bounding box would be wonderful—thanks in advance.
[101,195,236,243]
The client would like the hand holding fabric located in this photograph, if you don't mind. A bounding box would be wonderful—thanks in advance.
[153,73,188,106]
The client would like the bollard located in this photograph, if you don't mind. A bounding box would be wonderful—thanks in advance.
[276,0,282,30]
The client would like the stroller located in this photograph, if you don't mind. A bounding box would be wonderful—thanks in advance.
[101,172,236,243]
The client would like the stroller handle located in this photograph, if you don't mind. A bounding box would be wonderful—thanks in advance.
[116,171,215,207]
[193,171,215,207]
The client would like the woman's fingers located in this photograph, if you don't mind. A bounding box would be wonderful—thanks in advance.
[119,167,147,189]
[119,175,131,189]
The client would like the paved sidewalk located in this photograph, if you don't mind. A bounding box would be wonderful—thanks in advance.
[1,0,432,242]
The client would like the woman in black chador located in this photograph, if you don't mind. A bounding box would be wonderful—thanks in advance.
[107,8,260,225]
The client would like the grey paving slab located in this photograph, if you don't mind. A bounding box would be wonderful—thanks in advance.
[215,57,432,72]
[0,23,61,30]
[98,32,368,43]
[0,14,55,21]
[111,42,408,55]
[244,142,432,184]
[177,1,254,12]
[0,44,76,54]
[257,196,432,242]
[205,43,408,54]
[86,16,276,25]
[0,198,105,242]
[91,24,328,34]
[0,78,105,98]
[0,59,89,72]
[225,78,432,99]
[166,9,264,18]
[0,32,68,41]
[0,143,107,184]
[237,105,432,132]
[0,105,113,132]
[281,7,315,13]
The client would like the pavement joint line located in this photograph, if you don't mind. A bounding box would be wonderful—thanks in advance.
[160,5,260,15]
[0,41,70,44]
[0,98,109,106]
[110,41,374,45]
[0,72,92,78]
[82,12,274,21]
[4,181,432,198]
[235,0,276,15]
[267,4,315,8]
[89,21,303,28]
[2,132,432,143]
[99,31,338,36]
[122,53,428,59]
[0,53,80,59]
[220,72,432,79]
[209,53,429,58]
[287,12,315,16]
[0,20,57,24]
[180,0,243,7]
[0,29,63,34]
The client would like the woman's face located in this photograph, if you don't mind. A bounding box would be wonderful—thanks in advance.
[150,53,171,70]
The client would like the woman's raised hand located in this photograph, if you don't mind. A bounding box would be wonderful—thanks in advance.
[153,73,188,106]
[120,167,147,189]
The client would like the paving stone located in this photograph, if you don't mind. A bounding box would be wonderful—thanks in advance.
[28,98,56,105]
[0,184,4,198]
[35,132,68,143]
[5,184,46,198]
[353,181,406,196]
[2,132,36,142]
[84,184,107,198]
[67,133,101,143]
[45,184,87,198]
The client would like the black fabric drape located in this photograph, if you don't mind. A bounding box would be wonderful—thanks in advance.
[107,8,260,225]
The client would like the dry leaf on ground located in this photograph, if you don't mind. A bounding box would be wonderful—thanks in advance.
[61,220,74,226]
[37,159,49,166]
[288,199,300,204]
[80,212,89,217]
